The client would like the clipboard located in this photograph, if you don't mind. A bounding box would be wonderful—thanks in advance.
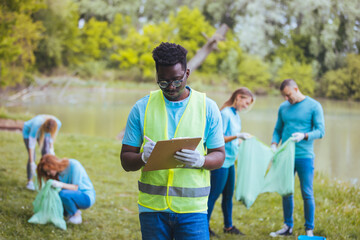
[143,137,202,172]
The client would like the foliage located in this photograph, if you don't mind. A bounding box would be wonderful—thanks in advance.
[0,0,45,87]
[237,55,271,94]
[275,60,315,96]
[1,0,359,101]
[75,61,107,79]
[217,35,243,81]
[170,6,216,60]
[320,54,360,100]
[74,0,142,22]
[286,0,360,73]
[1,131,359,239]
[109,15,160,81]
[33,0,81,71]
[108,7,241,81]
[80,18,113,61]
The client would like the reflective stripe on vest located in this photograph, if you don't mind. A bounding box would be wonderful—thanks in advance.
[138,89,209,213]
[138,181,210,197]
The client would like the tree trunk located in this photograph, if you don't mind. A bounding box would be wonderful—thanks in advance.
[187,23,229,72]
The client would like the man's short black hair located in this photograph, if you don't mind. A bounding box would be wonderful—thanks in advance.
[152,42,188,71]
[280,79,298,91]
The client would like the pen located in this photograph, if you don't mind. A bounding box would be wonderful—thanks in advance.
[144,135,154,143]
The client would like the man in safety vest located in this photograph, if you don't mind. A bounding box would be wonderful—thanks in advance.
[269,79,325,237]
[120,42,225,239]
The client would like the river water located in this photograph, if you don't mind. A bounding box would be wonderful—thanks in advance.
[5,87,360,184]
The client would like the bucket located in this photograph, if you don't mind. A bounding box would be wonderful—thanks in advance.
[298,236,326,240]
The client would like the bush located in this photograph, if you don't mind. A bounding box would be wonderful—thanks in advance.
[275,61,315,96]
[76,61,107,79]
[320,54,360,101]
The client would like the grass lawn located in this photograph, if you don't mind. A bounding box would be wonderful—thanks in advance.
[0,131,359,239]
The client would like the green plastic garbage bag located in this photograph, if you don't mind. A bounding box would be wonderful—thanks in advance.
[262,139,295,196]
[28,179,66,230]
[235,137,273,208]
[235,138,295,208]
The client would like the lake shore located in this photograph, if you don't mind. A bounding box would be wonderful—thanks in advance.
[0,130,359,239]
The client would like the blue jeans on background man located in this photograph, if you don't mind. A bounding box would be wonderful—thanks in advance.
[282,158,315,230]
[139,212,209,240]
[59,189,91,216]
[207,165,235,228]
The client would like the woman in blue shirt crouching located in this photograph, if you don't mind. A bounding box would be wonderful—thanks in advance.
[37,154,96,224]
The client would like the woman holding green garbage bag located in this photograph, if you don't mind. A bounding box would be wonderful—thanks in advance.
[37,154,96,224]
[207,87,255,237]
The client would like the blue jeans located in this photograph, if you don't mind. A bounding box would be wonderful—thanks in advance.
[59,189,91,216]
[283,158,315,229]
[207,165,235,228]
[139,212,209,240]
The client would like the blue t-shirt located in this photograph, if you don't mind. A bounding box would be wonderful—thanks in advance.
[122,86,225,213]
[23,115,62,139]
[272,96,325,158]
[221,106,241,168]
[59,159,96,206]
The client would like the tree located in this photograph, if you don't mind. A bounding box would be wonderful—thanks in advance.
[0,0,45,87]
[320,54,360,100]
[33,0,81,71]
[287,0,360,74]
[275,60,315,96]
[74,0,142,23]
[80,18,113,61]
[237,55,271,94]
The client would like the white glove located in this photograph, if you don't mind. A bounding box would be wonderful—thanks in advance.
[30,162,37,175]
[51,180,64,188]
[141,141,156,163]
[292,132,305,142]
[174,149,205,168]
[270,144,277,152]
[49,148,55,155]
[236,132,252,140]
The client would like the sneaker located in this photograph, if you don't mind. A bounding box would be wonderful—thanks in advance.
[305,229,314,237]
[224,226,245,235]
[209,228,218,238]
[68,211,82,224]
[270,224,293,237]
[26,181,35,191]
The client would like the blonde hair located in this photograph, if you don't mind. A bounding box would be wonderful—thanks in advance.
[38,119,58,150]
[220,87,255,110]
[37,154,69,189]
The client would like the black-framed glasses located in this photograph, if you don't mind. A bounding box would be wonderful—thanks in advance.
[157,71,186,89]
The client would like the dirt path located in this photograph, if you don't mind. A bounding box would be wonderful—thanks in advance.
[0,118,24,131]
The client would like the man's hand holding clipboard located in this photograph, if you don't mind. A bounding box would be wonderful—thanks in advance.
[140,136,156,164]
[142,136,202,171]
[174,149,205,168]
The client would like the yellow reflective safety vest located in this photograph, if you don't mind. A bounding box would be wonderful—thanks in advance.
[138,89,210,213]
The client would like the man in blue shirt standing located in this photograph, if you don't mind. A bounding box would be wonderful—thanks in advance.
[270,79,325,237]
[120,42,225,240]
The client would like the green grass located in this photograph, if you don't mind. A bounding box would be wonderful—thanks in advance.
[0,131,359,239]
[0,107,34,121]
